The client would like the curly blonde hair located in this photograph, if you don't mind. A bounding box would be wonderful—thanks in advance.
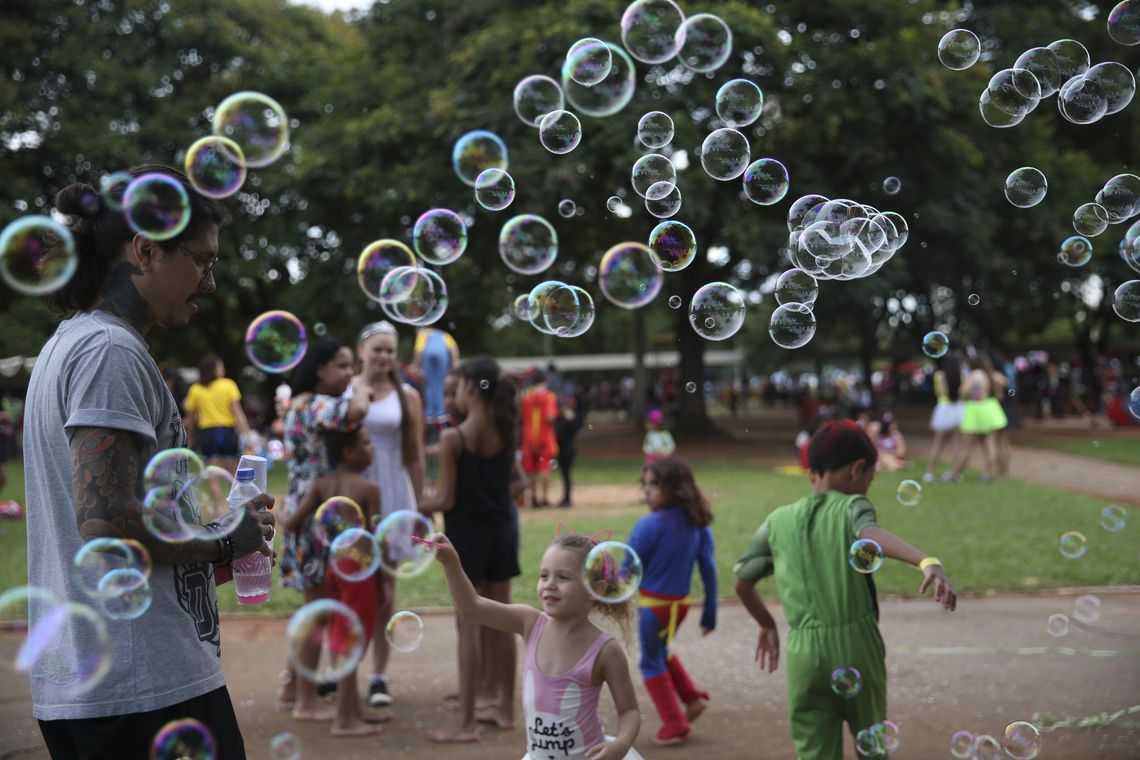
[549,534,636,638]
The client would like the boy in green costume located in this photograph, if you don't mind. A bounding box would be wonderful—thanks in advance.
[734,421,957,759]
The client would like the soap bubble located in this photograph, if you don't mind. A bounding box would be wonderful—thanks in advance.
[413,209,467,265]
[598,242,663,309]
[715,79,764,128]
[775,269,818,306]
[514,293,536,321]
[269,733,302,760]
[1058,236,1093,268]
[513,75,564,127]
[769,303,816,349]
[1113,280,1140,321]
[245,311,308,373]
[645,184,683,219]
[874,721,901,752]
[385,610,426,652]
[922,331,950,359]
[563,42,636,118]
[2,593,112,700]
[973,734,1002,760]
[607,195,629,215]
[829,667,862,697]
[212,90,289,168]
[357,239,416,302]
[701,128,750,181]
[883,177,901,195]
[286,599,366,683]
[676,13,732,73]
[375,510,438,579]
[1046,612,1069,637]
[1073,203,1109,237]
[949,730,975,758]
[1097,173,1140,222]
[96,568,152,621]
[184,136,246,199]
[144,447,205,493]
[474,168,516,211]
[896,479,922,507]
[315,497,365,545]
[1047,39,1091,81]
[938,29,981,70]
[1072,594,1101,624]
[1057,74,1109,124]
[541,284,596,338]
[621,0,685,64]
[388,268,449,327]
[564,38,612,86]
[1058,530,1088,559]
[499,214,558,275]
[582,541,642,604]
[100,171,133,212]
[1002,721,1041,760]
[637,111,675,149]
[151,718,216,760]
[1005,167,1048,208]
[452,130,508,187]
[538,110,582,155]
[1085,62,1136,115]
[968,293,981,306]
[668,295,682,309]
[1100,504,1127,532]
[329,528,381,582]
[743,158,790,205]
[123,173,191,241]
[855,727,883,757]
[558,199,577,218]
[685,381,697,393]
[689,282,746,341]
[1108,0,1140,46]
[848,538,884,574]
[647,220,696,271]
[631,154,677,199]
[0,216,77,296]
[1014,47,1064,96]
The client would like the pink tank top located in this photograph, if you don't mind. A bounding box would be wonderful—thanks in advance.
[523,613,611,758]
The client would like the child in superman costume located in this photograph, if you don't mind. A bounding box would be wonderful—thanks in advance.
[734,421,957,759]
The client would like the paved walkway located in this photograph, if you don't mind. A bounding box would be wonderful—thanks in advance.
[3,595,1140,759]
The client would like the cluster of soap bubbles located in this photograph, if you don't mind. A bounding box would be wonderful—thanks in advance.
[73,538,154,621]
[514,279,597,339]
[855,720,900,756]
[958,36,1137,128]
[1057,502,1129,561]
[0,585,112,701]
[1062,173,1140,265]
[356,235,452,327]
[142,448,245,543]
[948,722,1041,760]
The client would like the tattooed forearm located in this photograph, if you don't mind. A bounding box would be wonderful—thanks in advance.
[70,426,221,565]
[95,261,150,333]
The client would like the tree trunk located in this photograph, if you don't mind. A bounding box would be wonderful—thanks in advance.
[631,308,648,433]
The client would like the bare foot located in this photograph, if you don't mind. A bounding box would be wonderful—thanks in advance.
[363,708,393,724]
[428,724,480,743]
[331,720,384,737]
[292,703,337,722]
[475,707,515,730]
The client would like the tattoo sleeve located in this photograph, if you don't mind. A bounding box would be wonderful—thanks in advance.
[70,426,221,565]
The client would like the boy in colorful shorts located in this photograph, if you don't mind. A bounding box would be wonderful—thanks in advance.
[734,421,957,759]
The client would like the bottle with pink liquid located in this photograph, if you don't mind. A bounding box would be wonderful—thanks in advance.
[227,467,272,604]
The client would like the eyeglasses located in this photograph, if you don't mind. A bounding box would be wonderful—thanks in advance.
[172,243,220,282]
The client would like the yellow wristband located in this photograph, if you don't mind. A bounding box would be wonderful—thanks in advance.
[918,556,942,572]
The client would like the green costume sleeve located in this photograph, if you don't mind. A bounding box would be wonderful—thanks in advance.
[847,496,879,538]
[733,520,774,583]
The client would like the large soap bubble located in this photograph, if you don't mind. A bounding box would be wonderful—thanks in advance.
[689,282,746,341]
[621,0,685,64]
[452,130,509,187]
[598,242,663,309]
[582,541,643,604]
[563,42,637,118]
[0,216,77,296]
[212,91,290,168]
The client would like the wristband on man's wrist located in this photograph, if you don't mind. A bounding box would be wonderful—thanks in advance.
[918,556,942,572]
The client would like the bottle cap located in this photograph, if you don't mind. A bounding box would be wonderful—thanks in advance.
[236,467,255,482]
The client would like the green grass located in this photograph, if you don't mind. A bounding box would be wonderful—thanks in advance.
[2,457,1137,621]
[1020,434,1140,468]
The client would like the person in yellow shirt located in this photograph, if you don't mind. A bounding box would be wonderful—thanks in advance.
[183,354,251,473]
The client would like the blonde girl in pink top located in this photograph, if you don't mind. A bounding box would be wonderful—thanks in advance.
[430,532,643,759]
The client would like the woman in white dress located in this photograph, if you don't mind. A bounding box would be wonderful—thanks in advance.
[357,321,426,707]
[924,353,963,482]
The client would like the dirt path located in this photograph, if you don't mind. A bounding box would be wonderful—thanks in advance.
[3,594,1138,759]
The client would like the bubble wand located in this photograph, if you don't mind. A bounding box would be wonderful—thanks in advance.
[410,535,445,550]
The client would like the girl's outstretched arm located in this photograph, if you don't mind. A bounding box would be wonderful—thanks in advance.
[430,533,538,636]
[859,525,957,611]
[586,640,640,760]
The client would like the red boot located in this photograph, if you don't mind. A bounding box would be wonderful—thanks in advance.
[666,655,709,723]
[645,672,690,746]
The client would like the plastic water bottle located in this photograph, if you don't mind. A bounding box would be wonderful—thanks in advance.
[227,467,272,604]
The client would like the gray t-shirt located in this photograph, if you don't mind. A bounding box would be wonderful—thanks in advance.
[24,311,225,720]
